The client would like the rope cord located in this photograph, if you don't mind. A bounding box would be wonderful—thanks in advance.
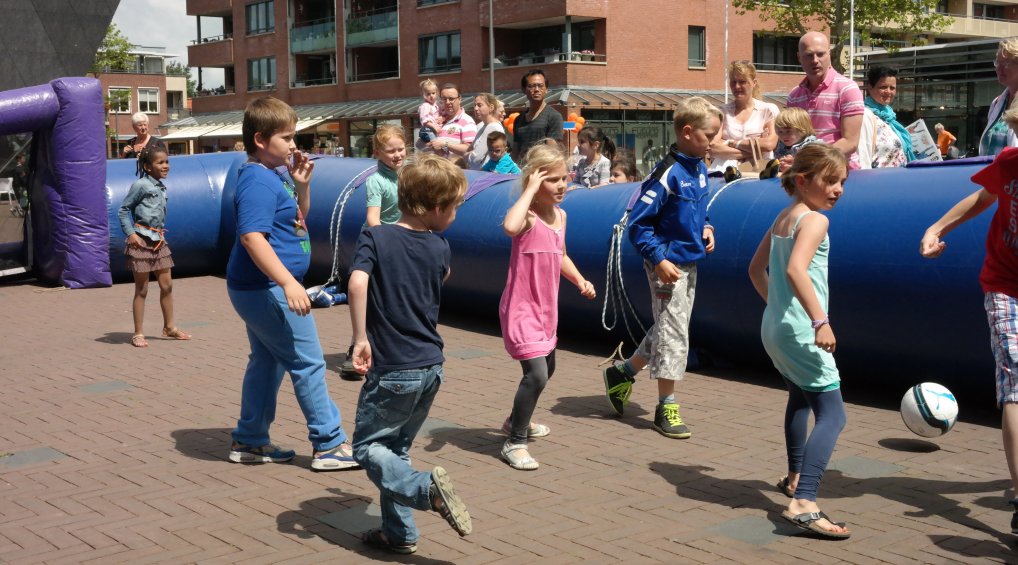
[321,164,377,288]
[600,210,648,346]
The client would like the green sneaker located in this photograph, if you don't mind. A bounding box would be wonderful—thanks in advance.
[654,403,691,439]
[603,363,635,416]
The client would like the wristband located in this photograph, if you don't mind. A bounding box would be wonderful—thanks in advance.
[811,317,829,330]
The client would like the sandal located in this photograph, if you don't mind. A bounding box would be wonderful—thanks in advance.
[162,327,192,340]
[501,441,539,471]
[776,476,794,498]
[430,466,472,536]
[361,528,417,554]
[500,418,550,439]
[131,334,149,348]
[781,510,851,539]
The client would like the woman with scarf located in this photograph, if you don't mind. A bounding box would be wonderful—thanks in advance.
[858,66,915,169]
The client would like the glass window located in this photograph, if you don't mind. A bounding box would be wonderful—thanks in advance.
[108,87,131,114]
[246,1,275,35]
[417,0,457,6]
[753,33,799,72]
[247,56,276,91]
[419,32,461,73]
[688,26,706,68]
[138,88,159,113]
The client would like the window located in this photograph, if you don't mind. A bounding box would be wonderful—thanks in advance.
[248,56,276,91]
[688,26,706,68]
[246,1,274,35]
[107,87,131,114]
[138,88,159,113]
[419,32,460,73]
[417,0,456,6]
[974,3,1004,19]
[935,0,950,14]
[753,33,800,72]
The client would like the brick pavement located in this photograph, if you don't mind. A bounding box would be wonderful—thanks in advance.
[0,275,1015,563]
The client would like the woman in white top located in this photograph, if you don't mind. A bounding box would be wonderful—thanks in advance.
[468,92,506,170]
[709,61,779,173]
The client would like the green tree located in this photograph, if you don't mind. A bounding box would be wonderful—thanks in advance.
[90,23,134,76]
[731,0,952,73]
[166,61,197,98]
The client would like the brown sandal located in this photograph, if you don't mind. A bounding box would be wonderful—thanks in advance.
[162,327,191,340]
[131,334,149,348]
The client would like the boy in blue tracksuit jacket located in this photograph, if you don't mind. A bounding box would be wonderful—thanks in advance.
[600,97,722,439]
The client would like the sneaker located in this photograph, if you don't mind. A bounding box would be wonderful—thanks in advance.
[430,466,472,535]
[603,363,635,416]
[653,403,691,439]
[361,528,417,554]
[311,443,361,471]
[759,158,780,180]
[1010,498,1018,534]
[340,345,363,381]
[228,442,295,464]
[723,166,742,183]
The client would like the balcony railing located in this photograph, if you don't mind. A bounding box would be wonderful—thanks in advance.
[291,17,336,53]
[349,69,399,82]
[292,76,338,88]
[191,33,233,44]
[483,51,605,68]
[346,8,398,47]
[194,86,236,97]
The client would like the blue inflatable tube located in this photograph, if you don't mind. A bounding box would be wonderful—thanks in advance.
[102,154,996,383]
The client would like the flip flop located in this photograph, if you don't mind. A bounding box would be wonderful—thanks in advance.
[162,326,192,340]
[131,334,149,348]
[781,510,851,540]
[776,476,794,498]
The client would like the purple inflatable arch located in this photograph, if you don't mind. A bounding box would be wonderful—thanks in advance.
[1,77,110,288]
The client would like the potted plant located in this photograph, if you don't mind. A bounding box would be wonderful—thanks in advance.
[580,49,595,62]
[543,48,559,63]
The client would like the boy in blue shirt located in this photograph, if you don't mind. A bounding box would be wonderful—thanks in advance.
[348,154,472,554]
[481,131,521,175]
[602,97,722,439]
[226,96,358,471]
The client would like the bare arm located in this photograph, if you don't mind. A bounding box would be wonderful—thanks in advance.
[239,232,310,315]
[920,188,996,258]
[748,230,771,302]
[288,150,314,216]
[348,269,372,374]
[832,114,862,157]
[366,206,381,227]
[561,249,596,299]
[786,213,836,351]
[755,118,778,153]
[503,171,545,236]
[709,118,744,160]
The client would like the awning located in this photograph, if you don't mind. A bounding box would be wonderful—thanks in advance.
[204,124,243,137]
[161,124,229,140]
[296,118,326,132]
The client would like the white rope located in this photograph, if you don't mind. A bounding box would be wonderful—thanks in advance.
[601,210,648,346]
[321,165,377,288]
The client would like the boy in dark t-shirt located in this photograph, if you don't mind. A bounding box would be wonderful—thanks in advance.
[347,154,472,554]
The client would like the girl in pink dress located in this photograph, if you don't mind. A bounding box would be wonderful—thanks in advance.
[499,142,597,471]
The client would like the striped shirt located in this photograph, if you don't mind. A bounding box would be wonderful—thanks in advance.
[786,67,864,144]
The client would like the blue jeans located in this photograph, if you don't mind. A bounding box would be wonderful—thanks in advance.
[228,285,348,452]
[352,364,443,544]
[784,379,846,501]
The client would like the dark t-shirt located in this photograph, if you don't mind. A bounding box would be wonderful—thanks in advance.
[513,106,563,160]
[123,136,165,158]
[350,224,450,372]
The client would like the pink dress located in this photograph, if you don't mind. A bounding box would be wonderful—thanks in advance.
[499,208,565,360]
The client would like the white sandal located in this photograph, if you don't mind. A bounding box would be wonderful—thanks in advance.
[500,419,551,438]
[501,442,539,471]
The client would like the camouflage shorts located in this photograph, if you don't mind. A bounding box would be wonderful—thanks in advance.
[635,261,697,381]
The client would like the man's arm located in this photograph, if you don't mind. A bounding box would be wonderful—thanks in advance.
[833,114,862,157]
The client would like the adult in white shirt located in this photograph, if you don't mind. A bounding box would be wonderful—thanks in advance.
[708,61,779,173]
[467,92,505,170]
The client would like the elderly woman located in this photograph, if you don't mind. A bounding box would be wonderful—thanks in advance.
[467,92,505,170]
[709,61,779,176]
[122,112,163,159]
[858,66,914,168]
[980,38,1018,156]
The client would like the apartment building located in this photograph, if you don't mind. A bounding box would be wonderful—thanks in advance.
[98,46,190,157]
[174,0,1018,157]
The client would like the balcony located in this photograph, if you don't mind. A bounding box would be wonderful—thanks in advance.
[292,76,338,88]
[188,35,234,68]
[186,0,232,17]
[346,7,398,48]
[938,12,1018,38]
[479,0,607,27]
[292,17,336,54]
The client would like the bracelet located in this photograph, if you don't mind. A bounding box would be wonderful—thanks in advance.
[811,317,829,330]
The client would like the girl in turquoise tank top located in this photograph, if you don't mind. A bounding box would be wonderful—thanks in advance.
[748,144,852,540]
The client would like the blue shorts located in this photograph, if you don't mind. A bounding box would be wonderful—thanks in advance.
[984,292,1018,407]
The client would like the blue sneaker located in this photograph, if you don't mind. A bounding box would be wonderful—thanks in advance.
[229,442,295,464]
[311,442,360,471]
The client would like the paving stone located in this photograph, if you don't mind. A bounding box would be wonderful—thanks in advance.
[78,380,132,394]
[317,503,381,535]
[829,456,905,479]
[0,446,66,469]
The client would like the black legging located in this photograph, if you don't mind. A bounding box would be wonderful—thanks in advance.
[507,350,556,444]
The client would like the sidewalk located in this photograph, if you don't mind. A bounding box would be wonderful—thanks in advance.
[0,275,1013,563]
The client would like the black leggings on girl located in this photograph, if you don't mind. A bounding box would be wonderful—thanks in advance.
[508,350,556,444]
[784,379,847,502]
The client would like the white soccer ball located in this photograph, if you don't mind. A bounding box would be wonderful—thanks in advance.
[900,382,958,438]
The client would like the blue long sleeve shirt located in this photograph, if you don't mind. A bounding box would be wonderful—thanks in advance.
[628,148,711,266]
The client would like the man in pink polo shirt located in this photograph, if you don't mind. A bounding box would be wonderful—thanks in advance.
[786,32,864,168]
[424,83,477,161]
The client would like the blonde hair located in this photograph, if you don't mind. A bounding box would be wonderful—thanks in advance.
[1000,38,1018,63]
[1003,96,1018,131]
[519,142,566,192]
[242,97,297,156]
[729,61,761,99]
[780,144,847,196]
[372,124,407,152]
[475,92,499,113]
[672,96,723,131]
[397,154,467,216]
[419,78,438,93]
[775,107,815,136]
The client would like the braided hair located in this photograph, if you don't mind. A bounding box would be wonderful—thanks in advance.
[135,142,168,177]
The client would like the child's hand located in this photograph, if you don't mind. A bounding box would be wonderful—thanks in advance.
[352,340,372,374]
[578,280,596,299]
[525,169,549,194]
[778,155,794,173]
[654,259,682,284]
[289,150,314,187]
[283,280,312,316]
[702,227,716,253]
[127,233,146,248]
[815,324,836,353]
[919,231,946,258]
